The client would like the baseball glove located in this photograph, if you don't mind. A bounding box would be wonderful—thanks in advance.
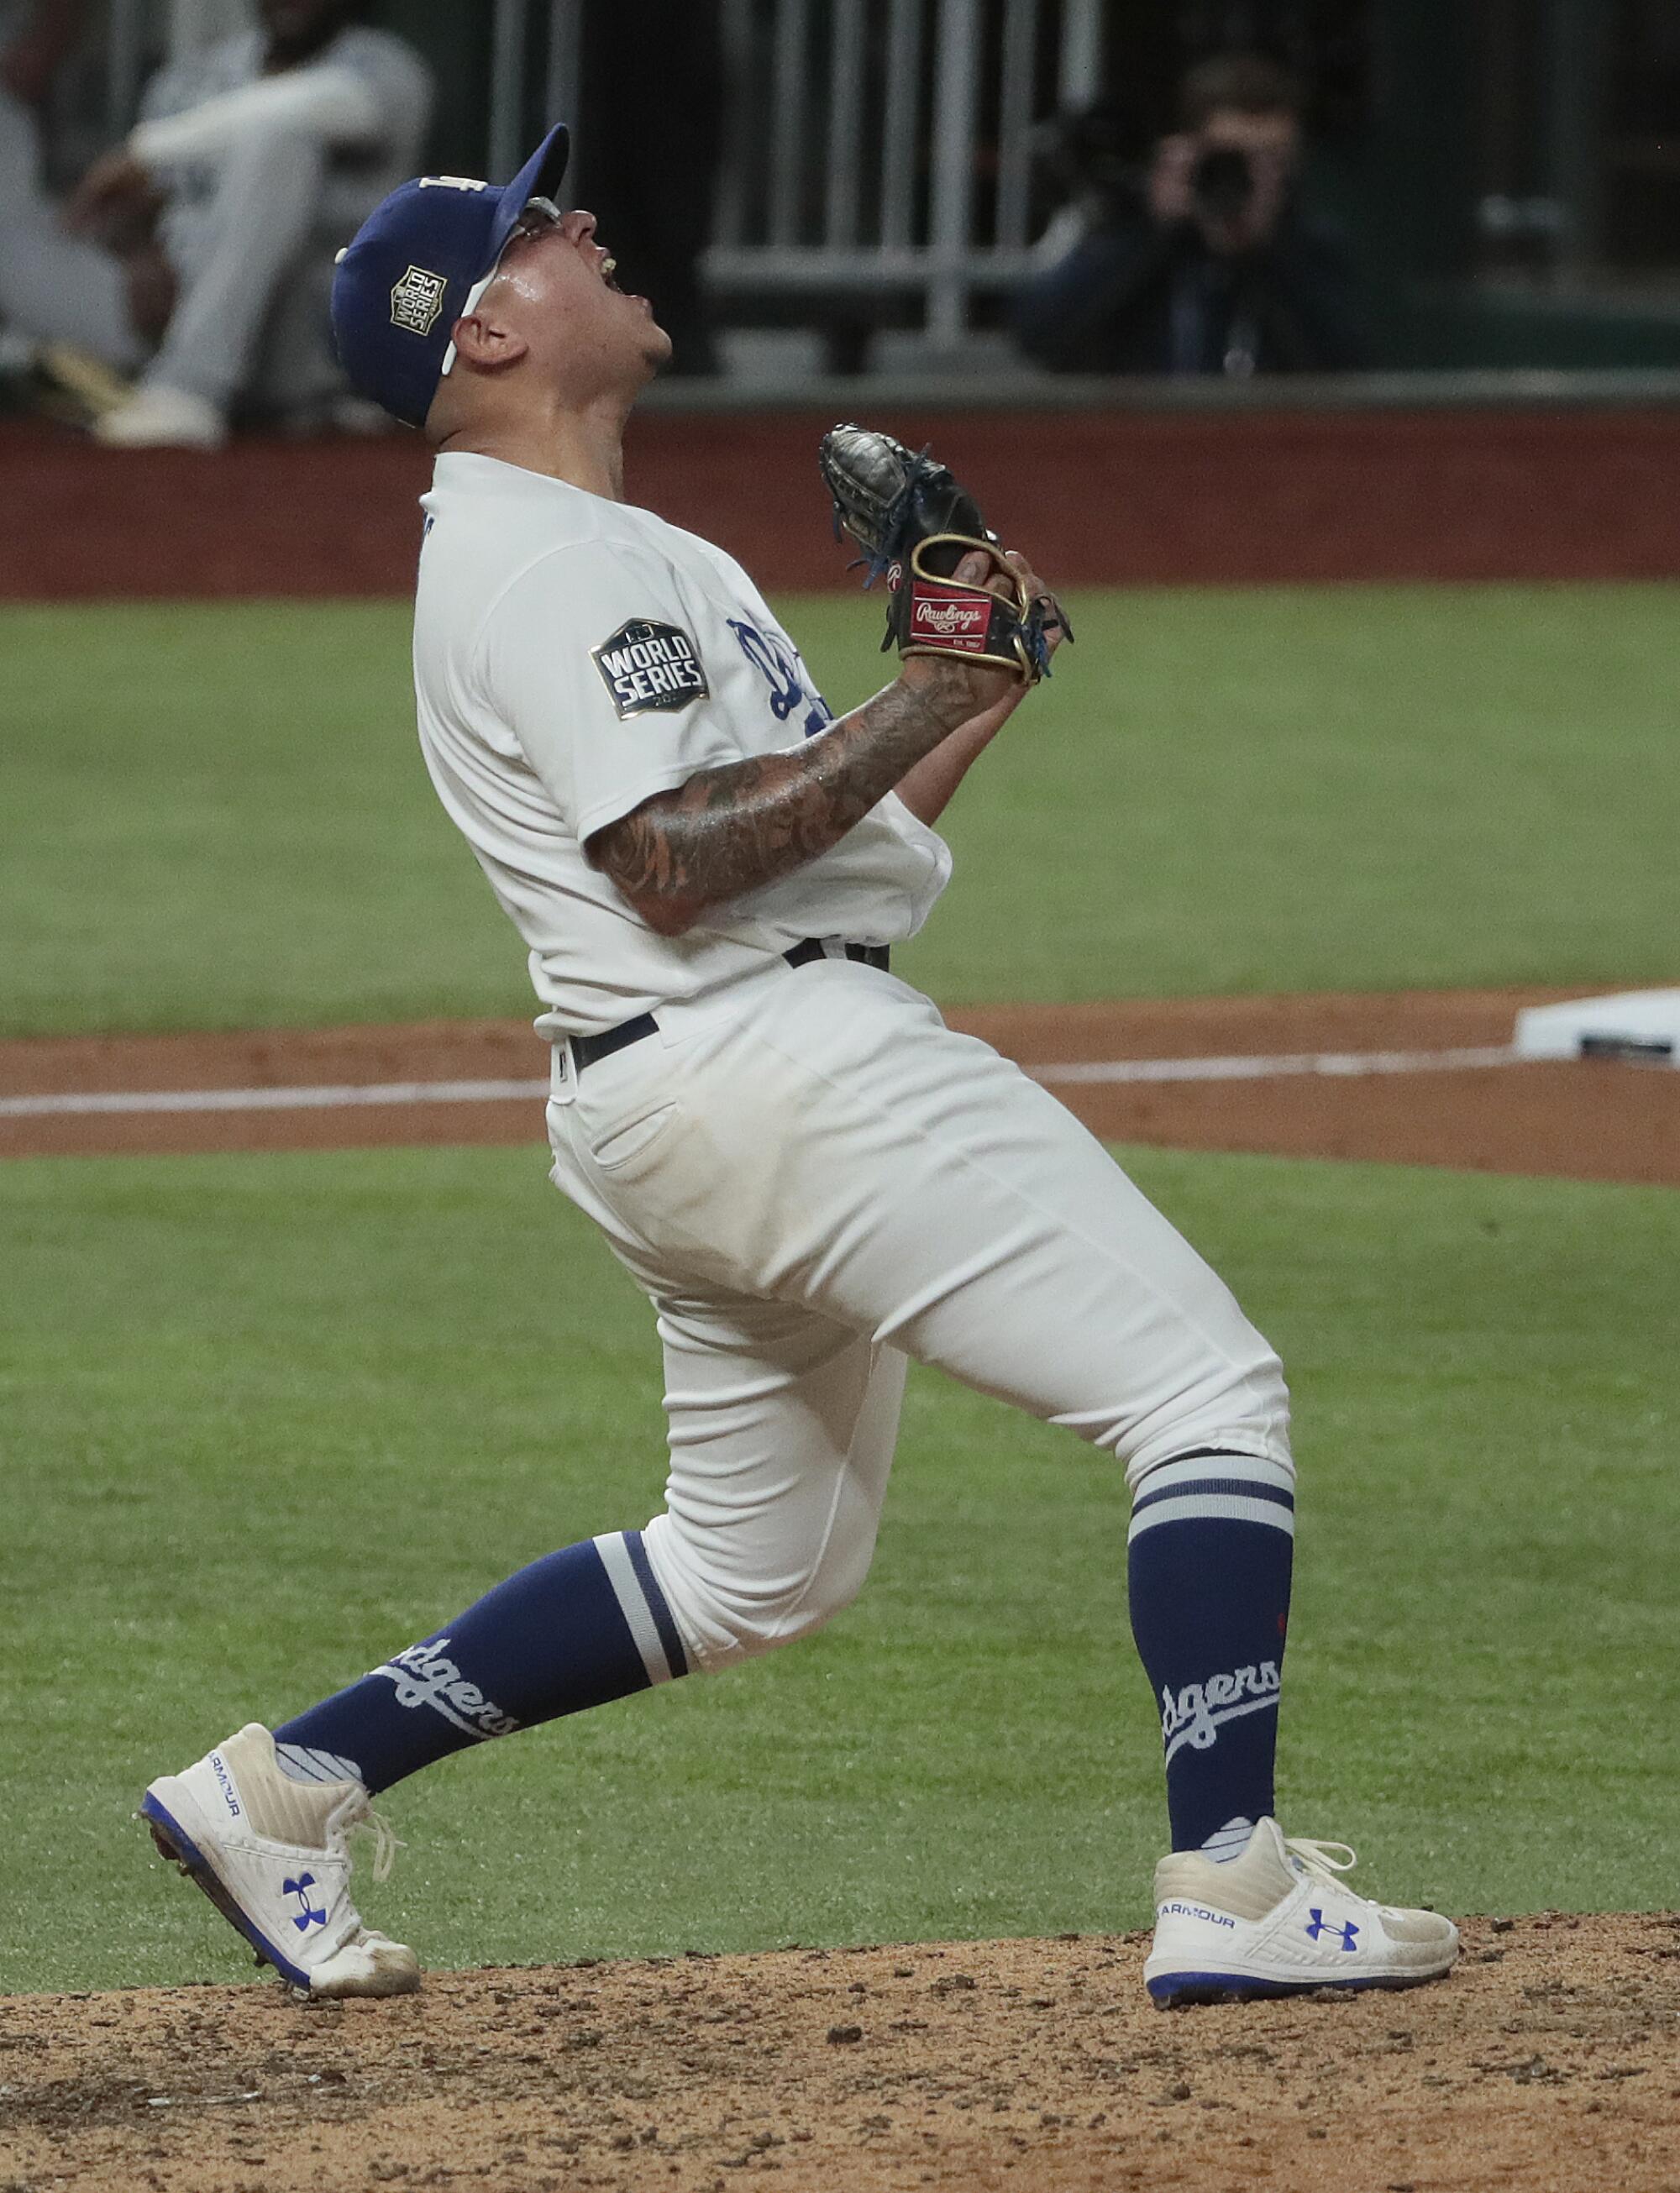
[818,422,1069,683]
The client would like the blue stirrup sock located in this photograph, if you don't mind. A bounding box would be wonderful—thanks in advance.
[1126,1451,1295,1857]
[272,1532,689,1795]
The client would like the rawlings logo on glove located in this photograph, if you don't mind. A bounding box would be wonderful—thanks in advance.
[905,588,991,643]
[818,422,1072,683]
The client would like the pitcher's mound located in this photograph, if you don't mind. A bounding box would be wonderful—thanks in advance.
[4,1914,1677,2192]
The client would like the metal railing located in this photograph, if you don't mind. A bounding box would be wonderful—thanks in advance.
[707,0,1104,346]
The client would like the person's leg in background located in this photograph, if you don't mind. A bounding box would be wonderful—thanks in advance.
[97,121,329,447]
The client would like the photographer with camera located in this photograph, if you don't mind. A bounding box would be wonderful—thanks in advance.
[1014,54,1366,378]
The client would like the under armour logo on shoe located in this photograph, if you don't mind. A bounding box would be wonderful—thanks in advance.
[283,1873,328,1932]
[1304,1907,1359,1951]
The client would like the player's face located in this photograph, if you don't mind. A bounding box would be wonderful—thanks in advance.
[1196,106,1300,180]
[486,203,671,395]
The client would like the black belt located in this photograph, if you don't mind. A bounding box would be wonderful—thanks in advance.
[570,939,890,1075]
[784,936,890,974]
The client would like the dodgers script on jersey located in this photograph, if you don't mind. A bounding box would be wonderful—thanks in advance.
[412,454,951,1036]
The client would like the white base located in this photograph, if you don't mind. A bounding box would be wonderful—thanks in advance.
[1513,989,1680,1065]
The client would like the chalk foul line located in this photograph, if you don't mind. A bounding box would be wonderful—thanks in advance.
[1032,1044,1519,1086]
[0,1078,550,1118]
[0,1046,1524,1120]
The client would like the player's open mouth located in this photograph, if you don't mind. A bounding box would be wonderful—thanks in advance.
[598,252,652,312]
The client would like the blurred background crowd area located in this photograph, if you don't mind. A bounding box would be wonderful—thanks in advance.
[3,0,1679,447]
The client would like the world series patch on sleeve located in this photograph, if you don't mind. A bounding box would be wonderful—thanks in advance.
[591,619,710,718]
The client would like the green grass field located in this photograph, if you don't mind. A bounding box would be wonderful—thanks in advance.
[1,583,1676,1997]
[3,1138,1675,1994]
[2,584,1677,1034]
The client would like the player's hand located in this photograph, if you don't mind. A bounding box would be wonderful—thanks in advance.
[896,553,1016,731]
[995,548,1069,669]
[900,548,1064,738]
[65,146,155,233]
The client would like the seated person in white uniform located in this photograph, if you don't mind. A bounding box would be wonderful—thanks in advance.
[1,0,430,444]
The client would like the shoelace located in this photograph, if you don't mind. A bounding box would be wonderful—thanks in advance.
[344,1801,405,1884]
[1285,1835,1426,1925]
[1284,1836,1359,1888]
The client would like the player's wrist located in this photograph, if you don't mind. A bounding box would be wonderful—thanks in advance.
[897,654,1015,733]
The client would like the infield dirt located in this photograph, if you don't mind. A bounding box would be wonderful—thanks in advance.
[3,987,1677,1183]
[3,1916,1677,2193]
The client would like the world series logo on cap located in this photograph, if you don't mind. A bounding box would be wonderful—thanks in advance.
[390,265,448,336]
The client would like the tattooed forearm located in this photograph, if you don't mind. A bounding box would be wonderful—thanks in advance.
[587,660,1011,935]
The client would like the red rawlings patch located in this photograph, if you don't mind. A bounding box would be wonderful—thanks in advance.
[909,585,990,650]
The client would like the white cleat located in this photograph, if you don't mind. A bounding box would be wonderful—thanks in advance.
[93,383,226,450]
[1144,1816,1459,2007]
[139,1723,420,1997]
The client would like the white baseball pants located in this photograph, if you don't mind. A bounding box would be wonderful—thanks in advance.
[545,956,1292,1675]
[146,121,344,411]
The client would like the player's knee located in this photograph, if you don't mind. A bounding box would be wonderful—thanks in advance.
[1121,1337,1293,1493]
[640,1512,872,1671]
[687,1561,865,1664]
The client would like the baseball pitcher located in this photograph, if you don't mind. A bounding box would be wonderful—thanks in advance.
[139,126,1458,2010]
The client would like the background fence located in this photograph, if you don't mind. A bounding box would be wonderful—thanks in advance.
[703,0,1102,347]
[72,0,1680,373]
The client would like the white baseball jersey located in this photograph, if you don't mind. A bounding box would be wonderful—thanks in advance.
[412,453,953,1036]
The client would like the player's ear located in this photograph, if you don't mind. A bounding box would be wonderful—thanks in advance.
[448,310,528,375]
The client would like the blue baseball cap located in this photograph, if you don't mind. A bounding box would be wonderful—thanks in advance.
[331,123,570,429]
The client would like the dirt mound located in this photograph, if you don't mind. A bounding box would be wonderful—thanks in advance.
[4,1916,1676,2192]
